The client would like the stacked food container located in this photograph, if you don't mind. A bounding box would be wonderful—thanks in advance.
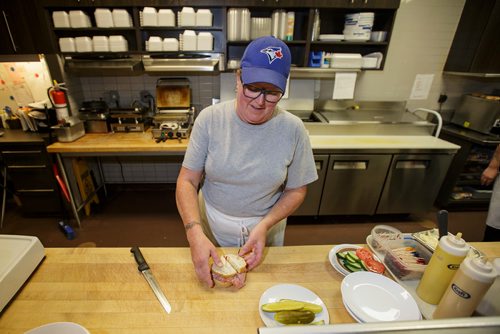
[343,12,374,41]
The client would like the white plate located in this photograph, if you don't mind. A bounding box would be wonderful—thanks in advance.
[341,271,421,322]
[259,283,329,327]
[342,298,364,323]
[25,322,90,334]
[328,244,362,276]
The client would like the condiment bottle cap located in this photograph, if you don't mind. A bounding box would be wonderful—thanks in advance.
[439,232,469,256]
[462,257,497,283]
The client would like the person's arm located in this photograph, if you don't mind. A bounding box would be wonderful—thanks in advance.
[481,144,500,186]
[239,185,307,269]
[176,166,221,287]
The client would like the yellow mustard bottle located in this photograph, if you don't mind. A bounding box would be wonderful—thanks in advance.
[416,232,469,304]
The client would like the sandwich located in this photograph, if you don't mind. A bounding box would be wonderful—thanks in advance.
[211,254,247,289]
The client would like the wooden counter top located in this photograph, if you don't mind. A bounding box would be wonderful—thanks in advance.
[0,243,499,334]
[46,131,459,155]
[47,130,188,154]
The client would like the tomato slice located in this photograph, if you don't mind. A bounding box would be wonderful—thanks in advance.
[355,248,374,262]
[364,258,385,274]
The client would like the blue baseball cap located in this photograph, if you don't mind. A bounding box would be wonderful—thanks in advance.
[241,36,291,93]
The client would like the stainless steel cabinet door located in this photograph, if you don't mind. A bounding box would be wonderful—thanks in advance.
[377,154,454,214]
[319,154,392,215]
[293,155,328,216]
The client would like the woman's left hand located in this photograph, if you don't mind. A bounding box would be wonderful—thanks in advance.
[239,223,267,270]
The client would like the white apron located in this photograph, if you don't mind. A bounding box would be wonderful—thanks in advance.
[198,191,286,247]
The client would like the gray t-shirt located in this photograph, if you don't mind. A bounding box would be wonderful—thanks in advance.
[182,100,318,217]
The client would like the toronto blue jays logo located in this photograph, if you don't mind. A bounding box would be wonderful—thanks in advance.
[260,47,283,63]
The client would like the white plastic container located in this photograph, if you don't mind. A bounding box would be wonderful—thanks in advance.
[75,36,93,52]
[197,32,213,51]
[59,37,76,52]
[112,9,132,27]
[178,7,195,26]
[196,9,213,27]
[331,53,363,69]
[52,11,70,28]
[94,8,113,28]
[147,36,163,52]
[92,36,109,52]
[180,30,197,51]
[141,7,157,26]
[109,35,128,52]
[69,10,91,28]
[163,38,179,51]
[158,9,175,27]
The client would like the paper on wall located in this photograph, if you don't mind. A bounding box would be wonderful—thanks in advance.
[332,72,357,100]
[409,74,434,100]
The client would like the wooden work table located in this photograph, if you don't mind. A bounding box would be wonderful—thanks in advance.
[46,130,188,154]
[0,244,499,334]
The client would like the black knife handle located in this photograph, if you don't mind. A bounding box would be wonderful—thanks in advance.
[131,246,150,272]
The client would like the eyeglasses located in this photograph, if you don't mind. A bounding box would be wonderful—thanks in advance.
[242,83,283,103]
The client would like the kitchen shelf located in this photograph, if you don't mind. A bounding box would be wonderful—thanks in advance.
[140,27,223,31]
[40,1,400,74]
[311,41,388,46]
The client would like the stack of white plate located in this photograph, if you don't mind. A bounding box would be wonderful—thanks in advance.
[178,7,196,26]
[140,7,157,26]
[75,36,92,52]
[343,12,374,41]
[109,35,128,52]
[95,8,113,28]
[59,37,76,52]
[341,271,422,323]
[179,30,197,51]
[112,9,132,27]
[146,36,163,52]
[92,36,109,52]
[52,11,70,28]
[69,10,91,28]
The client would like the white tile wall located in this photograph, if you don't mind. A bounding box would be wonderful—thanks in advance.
[77,74,220,114]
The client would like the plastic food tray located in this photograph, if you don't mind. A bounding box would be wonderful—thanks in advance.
[412,229,484,259]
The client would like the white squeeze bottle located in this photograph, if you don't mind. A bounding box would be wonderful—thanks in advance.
[416,232,469,304]
[433,257,496,318]
[475,258,500,316]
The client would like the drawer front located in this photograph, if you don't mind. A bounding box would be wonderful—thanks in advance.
[7,167,56,190]
[319,154,392,215]
[1,148,49,166]
[17,189,62,215]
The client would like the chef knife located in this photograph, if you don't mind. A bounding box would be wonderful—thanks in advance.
[130,246,172,314]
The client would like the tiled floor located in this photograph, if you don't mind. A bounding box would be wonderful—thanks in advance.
[1,185,489,247]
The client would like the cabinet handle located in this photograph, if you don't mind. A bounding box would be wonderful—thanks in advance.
[395,160,429,169]
[2,150,43,154]
[2,11,17,52]
[7,165,47,169]
[17,189,55,193]
[333,161,367,170]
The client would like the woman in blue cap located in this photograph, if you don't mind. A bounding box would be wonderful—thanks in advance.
[176,36,318,288]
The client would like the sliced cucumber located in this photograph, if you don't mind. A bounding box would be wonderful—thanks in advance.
[336,252,347,260]
[344,261,364,272]
[345,251,360,263]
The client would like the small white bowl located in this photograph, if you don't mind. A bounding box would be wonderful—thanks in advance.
[25,322,90,334]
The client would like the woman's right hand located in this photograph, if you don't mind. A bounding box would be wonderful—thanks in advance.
[481,166,499,186]
[189,233,221,288]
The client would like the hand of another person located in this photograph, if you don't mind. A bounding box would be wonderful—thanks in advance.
[239,223,267,270]
[189,234,221,288]
[481,166,499,186]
